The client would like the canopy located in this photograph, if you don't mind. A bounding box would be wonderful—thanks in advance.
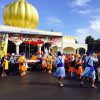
[24,40,44,45]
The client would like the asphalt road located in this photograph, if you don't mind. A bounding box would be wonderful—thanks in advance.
[0,71,100,100]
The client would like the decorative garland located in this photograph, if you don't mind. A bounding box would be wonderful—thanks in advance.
[24,40,44,45]
[8,34,61,45]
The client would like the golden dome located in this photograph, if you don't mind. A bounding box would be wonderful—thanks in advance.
[3,0,39,29]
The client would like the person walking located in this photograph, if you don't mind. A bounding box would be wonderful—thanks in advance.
[54,51,65,87]
[80,51,98,88]
[2,56,9,76]
[18,53,27,76]
[9,53,16,75]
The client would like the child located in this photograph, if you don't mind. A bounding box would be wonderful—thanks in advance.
[19,62,27,76]
[42,59,47,72]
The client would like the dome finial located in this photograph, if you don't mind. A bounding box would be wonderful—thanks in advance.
[3,0,39,29]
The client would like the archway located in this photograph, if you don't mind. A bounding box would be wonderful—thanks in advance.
[41,43,51,53]
[7,40,16,54]
[63,47,75,54]
[50,46,58,54]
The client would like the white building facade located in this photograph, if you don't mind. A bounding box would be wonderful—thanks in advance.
[0,25,87,58]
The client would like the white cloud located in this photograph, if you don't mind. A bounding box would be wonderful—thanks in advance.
[76,15,100,43]
[0,4,4,9]
[76,28,91,43]
[90,19,100,33]
[79,9,100,15]
[69,0,91,7]
[76,28,90,34]
[46,17,62,24]
[45,16,65,28]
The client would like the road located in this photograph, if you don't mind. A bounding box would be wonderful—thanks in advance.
[0,71,100,100]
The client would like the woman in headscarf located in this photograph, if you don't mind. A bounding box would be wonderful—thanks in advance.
[54,51,65,87]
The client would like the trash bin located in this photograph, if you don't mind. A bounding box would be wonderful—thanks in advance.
[97,67,100,81]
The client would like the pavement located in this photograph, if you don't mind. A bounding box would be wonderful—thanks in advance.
[0,71,100,100]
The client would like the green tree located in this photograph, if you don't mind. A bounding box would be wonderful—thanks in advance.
[85,36,100,53]
[85,36,94,44]
[79,48,85,55]
[85,36,94,53]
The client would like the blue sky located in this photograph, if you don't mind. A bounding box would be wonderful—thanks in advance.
[0,0,100,43]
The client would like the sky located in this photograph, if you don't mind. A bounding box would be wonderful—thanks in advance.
[0,0,100,43]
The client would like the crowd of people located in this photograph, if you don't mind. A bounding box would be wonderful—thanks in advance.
[0,51,100,88]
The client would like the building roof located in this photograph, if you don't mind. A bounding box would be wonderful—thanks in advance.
[0,25,62,37]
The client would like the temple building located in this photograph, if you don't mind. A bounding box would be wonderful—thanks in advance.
[0,0,87,58]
